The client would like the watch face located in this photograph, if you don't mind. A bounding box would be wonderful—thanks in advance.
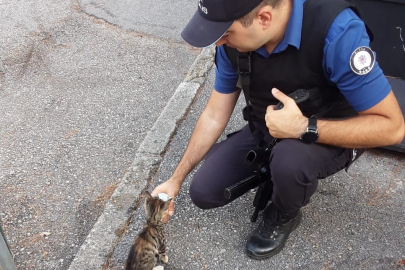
[302,131,318,143]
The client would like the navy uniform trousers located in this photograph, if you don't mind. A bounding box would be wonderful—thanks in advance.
[189,123,363,214]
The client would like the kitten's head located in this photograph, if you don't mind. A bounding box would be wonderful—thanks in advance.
[143,191,172,223]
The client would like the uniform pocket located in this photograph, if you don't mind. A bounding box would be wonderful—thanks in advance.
[345,148,365,172]
[317,148,365,179]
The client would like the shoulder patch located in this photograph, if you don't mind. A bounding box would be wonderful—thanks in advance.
[350,46,375,75]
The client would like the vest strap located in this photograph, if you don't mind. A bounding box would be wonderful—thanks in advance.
[237,52,276,150]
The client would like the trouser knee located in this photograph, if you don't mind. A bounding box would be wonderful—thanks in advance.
[189,174,228,210]
[189,182,214,210]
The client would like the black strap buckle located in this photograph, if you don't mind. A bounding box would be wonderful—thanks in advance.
[237,53,251,75]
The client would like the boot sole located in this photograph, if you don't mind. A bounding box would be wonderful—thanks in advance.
[245,211,303,260]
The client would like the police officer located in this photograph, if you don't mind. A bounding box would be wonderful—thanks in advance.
[152,0,404,259]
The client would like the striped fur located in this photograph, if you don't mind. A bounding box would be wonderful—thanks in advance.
[125,191,171,270]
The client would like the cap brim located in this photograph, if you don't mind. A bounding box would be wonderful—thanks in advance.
[181,10,234,48]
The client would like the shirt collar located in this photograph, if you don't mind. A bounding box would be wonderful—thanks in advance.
[255,0,304,58]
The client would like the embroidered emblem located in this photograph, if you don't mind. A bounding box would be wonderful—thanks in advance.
[350,46,375,75]
[199,0,208,14]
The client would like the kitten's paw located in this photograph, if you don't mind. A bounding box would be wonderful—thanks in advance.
[161,255,168,264]
[152,266,164,270]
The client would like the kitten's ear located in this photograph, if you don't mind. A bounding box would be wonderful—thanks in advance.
[161,198,172,210]
[144,190,152,200]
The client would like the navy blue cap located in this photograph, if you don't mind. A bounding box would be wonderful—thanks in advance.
[181,0,263,48]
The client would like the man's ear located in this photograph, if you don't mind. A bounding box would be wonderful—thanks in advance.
[257,7,272,29]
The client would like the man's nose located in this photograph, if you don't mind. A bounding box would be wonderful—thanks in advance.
[215,37,227,47]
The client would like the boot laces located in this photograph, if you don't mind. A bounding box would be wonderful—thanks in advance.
[259,207,284,239]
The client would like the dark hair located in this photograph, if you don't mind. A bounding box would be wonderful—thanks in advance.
[239,0,284,27]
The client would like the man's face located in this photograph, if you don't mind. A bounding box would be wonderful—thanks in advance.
[215,20,266,52]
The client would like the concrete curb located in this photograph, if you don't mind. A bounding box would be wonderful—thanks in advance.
[68,46,215,270]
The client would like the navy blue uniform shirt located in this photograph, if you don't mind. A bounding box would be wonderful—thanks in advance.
[214,0,391,112]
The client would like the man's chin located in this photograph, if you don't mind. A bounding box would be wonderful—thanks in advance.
[225,44,251,52]
[236,48,249,52]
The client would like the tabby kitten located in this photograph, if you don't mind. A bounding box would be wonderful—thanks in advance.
[125,191,172,270]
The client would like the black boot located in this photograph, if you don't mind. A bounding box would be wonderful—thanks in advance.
[245,203,302,260]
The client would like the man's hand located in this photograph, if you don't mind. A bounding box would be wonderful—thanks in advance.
[151,179,181,223]
[265,88,308,139]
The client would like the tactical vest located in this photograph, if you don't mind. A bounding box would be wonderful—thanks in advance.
[223,0,372,121]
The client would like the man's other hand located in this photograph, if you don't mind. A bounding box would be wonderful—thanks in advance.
[265,88,308,139]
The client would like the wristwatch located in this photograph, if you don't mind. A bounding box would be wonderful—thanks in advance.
[300,117,319,144]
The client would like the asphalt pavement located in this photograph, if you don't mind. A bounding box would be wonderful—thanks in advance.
[1,0,199,269]
[1,1,404,270]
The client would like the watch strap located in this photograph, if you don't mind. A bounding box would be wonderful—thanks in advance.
[300,116,318,143]
[308,117,317,131]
